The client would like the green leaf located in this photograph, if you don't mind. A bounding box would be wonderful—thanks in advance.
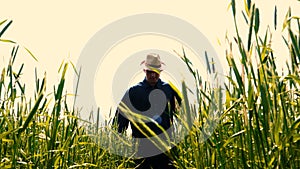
[291,116,300,132]
[0,39,15,44]
[223,130,246,147]
[205,51,211,74]
[274,5,277,30]
[11,45,19,64]
[247,4,255,51]
[70,60,79,76]
[179,48,196,78]
[247,0,251,11]
[24,46,38,61]
[0,129,19,140]
[18,93,44,134]
[243,0,251,16]
[242,11,249,24]
[61,63,68,80]
[58,60,65,73]
[0,19,8,26]
[226,54,244,94]
[182,81,192,128]
[55,63,68,101]
[254,8,260,33]
[282,7,291,31]
[285,74,300,85]
[231,129,246,138]
[231,0,236,17]
[288,28,300,58]
[0,20,12,38]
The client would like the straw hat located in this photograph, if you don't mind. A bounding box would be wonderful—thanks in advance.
[140,53,164,74]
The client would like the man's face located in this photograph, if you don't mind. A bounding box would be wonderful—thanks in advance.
[145,70,160,86]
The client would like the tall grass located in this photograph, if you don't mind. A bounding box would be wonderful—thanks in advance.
[1,0,300,168]
[172,0,300,168]
[0,21,135,168]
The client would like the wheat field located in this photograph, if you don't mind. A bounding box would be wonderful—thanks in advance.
[0,0,300,168]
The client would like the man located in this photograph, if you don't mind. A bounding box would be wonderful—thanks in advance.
[113,53,181,169]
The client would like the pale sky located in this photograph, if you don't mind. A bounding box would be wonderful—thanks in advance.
[0,1,299,121]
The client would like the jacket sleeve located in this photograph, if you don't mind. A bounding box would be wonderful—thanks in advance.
[112,108,129,133]
[174,89,182,106]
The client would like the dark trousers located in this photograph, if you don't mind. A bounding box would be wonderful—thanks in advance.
[135,153,176,169]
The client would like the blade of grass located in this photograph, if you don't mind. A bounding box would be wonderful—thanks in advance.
[0,20,12,38]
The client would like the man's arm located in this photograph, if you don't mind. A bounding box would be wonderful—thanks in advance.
[112,108,129,133]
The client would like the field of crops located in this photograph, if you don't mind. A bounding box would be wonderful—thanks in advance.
[1,0,300,168]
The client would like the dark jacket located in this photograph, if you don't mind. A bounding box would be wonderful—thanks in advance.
[113,78,181,138]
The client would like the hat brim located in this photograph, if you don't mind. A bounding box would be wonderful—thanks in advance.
[144,65,163,74]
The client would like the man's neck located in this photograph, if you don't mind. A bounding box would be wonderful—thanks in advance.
[147,81,156,87]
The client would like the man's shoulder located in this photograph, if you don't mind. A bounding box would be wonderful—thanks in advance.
[160,80,170,87]
[131,81,144,89]
[128,79,173,91]
[159,80,172,89]
[161,80,182,100]
[128,81,145,93]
